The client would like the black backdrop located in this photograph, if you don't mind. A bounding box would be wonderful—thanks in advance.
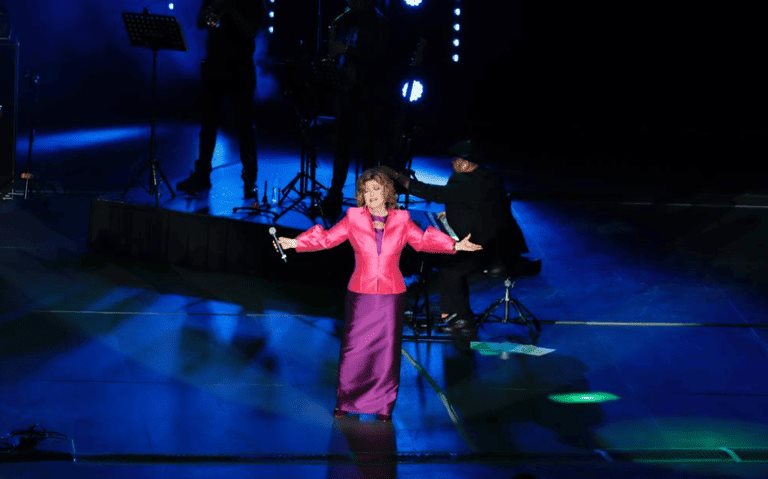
[0,39,18,193]
[4,0,768,186]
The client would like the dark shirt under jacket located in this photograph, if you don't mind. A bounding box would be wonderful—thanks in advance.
[408,168,529,261]
[328,6,391,92]
[199,0,265,65]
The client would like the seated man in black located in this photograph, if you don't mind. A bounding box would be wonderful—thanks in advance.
[379,140,538,334]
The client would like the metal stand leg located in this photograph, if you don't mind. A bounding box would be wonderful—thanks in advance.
[121,48,176,207]
[477,277,541,342]
[402,260,454,343]
[270,117,328,223]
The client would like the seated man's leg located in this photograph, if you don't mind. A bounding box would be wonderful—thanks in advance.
[437,254,480,332]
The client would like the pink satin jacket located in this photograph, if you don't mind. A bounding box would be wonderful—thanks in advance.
[296,207,457,294]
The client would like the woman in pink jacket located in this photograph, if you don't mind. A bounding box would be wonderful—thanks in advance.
[277,168,482,421]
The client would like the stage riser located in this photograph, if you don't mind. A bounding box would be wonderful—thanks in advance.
[89,199,355,285]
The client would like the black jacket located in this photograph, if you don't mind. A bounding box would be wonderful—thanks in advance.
[408,168,529,259]
[199,0,266,63]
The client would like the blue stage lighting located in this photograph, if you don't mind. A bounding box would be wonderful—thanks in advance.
[269,10,275,18]
[403,0,423,7]
[453,23,460,32]
[454,8,461,16]
[168,2,174,10]
[452,54,459,63]
[401,80,424,103]
[26,126,147,154]
[268,26,274,34]
[453,38,460,47]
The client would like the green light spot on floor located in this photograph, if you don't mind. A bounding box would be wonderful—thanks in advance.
[470,341,555,356]
[548,391,620,403]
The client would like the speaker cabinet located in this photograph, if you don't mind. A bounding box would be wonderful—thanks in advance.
[0,40,18,193]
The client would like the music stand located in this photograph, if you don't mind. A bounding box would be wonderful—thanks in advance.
[120,10,186,207]
[20,73,40,200]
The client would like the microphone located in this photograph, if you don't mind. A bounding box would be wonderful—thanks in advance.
[268,227,287,263]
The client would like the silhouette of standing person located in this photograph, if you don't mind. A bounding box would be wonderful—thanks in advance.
[319,0,394,220]
[177,0,266,199]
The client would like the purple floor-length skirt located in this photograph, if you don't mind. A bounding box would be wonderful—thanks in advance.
[336,291,406,416]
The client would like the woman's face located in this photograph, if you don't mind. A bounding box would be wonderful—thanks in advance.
[363,179,385,209]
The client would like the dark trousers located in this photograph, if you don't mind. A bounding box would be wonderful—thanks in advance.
[198,59,258,186]
[437,252,486,321]
[328,86,390,196]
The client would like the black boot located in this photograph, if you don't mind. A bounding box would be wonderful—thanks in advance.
[243,183,257,200]
[438,313,475,336]
[177,160,211,194]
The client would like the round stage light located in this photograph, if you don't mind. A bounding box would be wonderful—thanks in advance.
[401,80,424,103]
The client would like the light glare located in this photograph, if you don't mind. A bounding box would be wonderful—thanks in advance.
[401,80,424,102]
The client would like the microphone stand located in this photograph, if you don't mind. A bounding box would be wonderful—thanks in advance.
[20,73,40,200]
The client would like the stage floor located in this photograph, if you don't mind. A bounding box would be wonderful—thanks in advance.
[2,122,768,478]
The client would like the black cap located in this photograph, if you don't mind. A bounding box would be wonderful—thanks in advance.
[447,140,477,162]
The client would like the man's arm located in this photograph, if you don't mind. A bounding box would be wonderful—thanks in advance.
[407,179,466,204]
[377,164,465,203]
[377,165,409,189]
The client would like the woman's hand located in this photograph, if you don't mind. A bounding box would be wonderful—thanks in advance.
[454,234,483,252]
[276,237,297,251]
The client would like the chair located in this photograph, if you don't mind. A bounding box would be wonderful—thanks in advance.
[475,256,542,342]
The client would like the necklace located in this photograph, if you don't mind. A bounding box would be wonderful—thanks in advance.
[368,206,388,217]
[370,209,387,230]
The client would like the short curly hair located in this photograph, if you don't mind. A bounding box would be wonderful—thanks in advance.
[355,168,398,210]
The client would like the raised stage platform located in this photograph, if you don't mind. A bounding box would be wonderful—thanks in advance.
[88,197,355,285]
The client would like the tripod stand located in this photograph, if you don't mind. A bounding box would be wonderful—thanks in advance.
[19,73,40,199]
[271,61,329,223]
[120,10,186,207]
[274,115,328,222]
[475,263,542,343]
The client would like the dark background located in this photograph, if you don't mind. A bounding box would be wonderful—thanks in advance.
[3,0,768,189]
